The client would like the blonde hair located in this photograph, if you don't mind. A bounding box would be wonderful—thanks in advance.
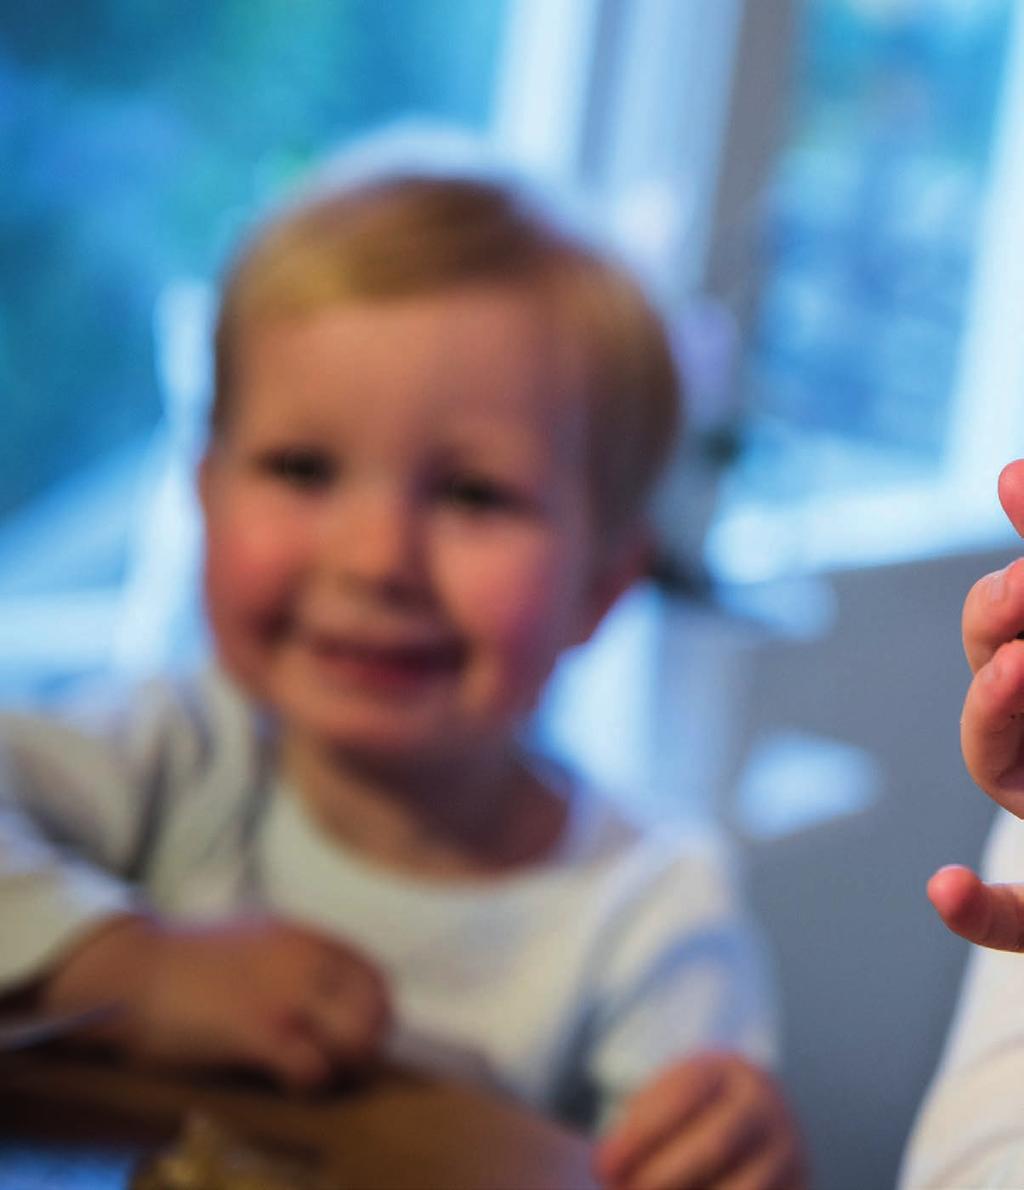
[213,147,682,543]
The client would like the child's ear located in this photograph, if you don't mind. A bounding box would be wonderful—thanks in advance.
[573,528,654,647]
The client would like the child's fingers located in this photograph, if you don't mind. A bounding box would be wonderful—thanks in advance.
[607,1088,764,1190]
[605,1055,802,1190]
[718,1140,807,1190]
[304,974,391,1065]
[223,922,391,1077]
[997,460,1024,538]
[960,642,1024,816]
[286,938,392,1066]
[594,1054,725,1184]
[244,1017,333,1091]
[927,865,1024,951]
[962,561,1024,674]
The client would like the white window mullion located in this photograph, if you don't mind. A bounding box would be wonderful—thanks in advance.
[489,0,606,183]
[594,0,744,302]
[491,0,753,302]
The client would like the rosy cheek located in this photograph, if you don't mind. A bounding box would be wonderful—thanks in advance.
[203,512,303,622]
[456,548,573,662]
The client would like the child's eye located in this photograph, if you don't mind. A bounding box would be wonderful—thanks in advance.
[260,448,334,490]
[441,474,523,514]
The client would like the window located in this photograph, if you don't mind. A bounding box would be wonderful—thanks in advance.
[501,0,1023,583]
[707,0,1023,579]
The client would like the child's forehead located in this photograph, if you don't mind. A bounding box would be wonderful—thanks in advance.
[234,288,590,426]
[245,283,560,349]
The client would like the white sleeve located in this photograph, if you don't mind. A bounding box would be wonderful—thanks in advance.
[0,678,206,991]
[899,813,1024,1189]
[587,833,779,1129]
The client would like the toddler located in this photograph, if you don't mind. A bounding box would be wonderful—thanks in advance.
[0,135,804,1188]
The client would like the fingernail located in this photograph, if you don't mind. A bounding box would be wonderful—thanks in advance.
[990,566,1009,603]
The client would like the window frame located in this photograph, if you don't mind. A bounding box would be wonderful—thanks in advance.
[709,2,1024,579]
[496,0,1024,581]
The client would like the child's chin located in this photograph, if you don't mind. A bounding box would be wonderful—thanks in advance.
[298,711,442,761]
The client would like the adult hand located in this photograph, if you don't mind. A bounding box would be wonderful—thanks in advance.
[959,461,1024,816]
[931,460,1024,950]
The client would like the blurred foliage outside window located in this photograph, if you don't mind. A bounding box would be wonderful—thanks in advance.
[734,0,1013,506]
[0,0,507,536]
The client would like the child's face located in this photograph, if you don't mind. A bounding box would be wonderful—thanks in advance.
[201,286,624,767]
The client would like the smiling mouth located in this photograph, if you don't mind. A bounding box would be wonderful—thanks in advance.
[303,633,465,688]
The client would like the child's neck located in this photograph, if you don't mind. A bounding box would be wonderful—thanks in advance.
[280,731,567,881]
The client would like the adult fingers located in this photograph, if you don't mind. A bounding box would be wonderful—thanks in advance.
[928,865,1024,952]
[962,561,1024,675]
[960,641,1024,815]
[960,460,1024,673]
[927,866,1024,951]
[998,460,1024,538]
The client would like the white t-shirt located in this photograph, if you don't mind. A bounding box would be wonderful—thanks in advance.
[0,667,776,1128]
[900,812,1024,1188]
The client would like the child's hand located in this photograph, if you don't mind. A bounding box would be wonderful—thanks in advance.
[929,459,1024,950]
[41,912,391,1089]
[593,1051,806,1190]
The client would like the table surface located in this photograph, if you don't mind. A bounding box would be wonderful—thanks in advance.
[0,1049,597,1189]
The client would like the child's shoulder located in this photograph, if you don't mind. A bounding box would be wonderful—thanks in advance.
[535,770,750,982]
[551,761,739,893]
[0,662,258,770]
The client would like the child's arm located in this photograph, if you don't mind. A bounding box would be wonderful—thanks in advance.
[594,1052,806,1190]
[37,910,392,1089]
[0,687,176,992]
[0,675,391,1086]
[929,459,1024,949]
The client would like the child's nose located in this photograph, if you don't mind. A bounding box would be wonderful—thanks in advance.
[320,490,425,596]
